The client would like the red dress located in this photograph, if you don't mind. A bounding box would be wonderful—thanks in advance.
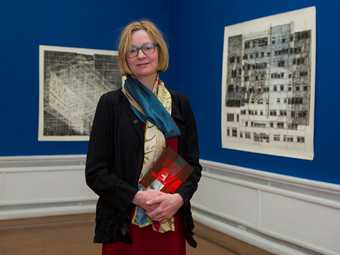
[102,138,186,255]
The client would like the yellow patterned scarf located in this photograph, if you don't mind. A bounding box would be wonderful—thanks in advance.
[122,78,175,233]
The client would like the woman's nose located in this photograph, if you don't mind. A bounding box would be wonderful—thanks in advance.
[137,49,146,58]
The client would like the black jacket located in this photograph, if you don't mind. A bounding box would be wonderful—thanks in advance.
[85,88,202,247]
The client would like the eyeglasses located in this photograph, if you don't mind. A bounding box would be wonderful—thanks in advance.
[127,42,158,58]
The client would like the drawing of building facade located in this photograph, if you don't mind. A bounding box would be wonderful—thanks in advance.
[224,23,311,150]
[43,51,120,137]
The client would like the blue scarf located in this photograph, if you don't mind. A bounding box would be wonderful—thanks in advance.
[124,77,180,138]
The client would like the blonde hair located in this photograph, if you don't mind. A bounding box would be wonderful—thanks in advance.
[118,20,169,75]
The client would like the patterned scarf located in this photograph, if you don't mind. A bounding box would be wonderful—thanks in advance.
[122,76,180,233]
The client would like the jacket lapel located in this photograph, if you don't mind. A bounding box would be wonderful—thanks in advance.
[170,92,185,135]
[122,93,144,144]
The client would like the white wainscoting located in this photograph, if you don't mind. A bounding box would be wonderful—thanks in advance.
[1,155,340,255]
[192,160,340,255]
[0,155,97,219]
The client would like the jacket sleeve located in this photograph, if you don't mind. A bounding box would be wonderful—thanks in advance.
[176,96,202,206]
[85,93,138,212]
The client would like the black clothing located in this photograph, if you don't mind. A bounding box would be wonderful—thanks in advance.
[85,89,202,247]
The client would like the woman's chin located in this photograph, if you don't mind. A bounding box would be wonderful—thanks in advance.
[134,70,157,78]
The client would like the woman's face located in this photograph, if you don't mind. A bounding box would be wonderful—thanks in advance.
[126,30,159,79]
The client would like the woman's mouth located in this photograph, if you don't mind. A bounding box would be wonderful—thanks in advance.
[137,62,149,67]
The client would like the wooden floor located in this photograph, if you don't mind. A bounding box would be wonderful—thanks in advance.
[0,214,271,255]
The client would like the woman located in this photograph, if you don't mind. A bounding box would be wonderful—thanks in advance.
[85,20,202,255]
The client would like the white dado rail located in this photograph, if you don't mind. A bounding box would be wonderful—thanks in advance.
[192,160,340,255]
[0,155,97,219]
[1,155,339,255]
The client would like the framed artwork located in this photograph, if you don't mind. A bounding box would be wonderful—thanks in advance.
[221,7,316,159]
[39,45,121,141]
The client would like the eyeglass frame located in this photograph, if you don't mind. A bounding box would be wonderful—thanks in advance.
[126,42,159,58]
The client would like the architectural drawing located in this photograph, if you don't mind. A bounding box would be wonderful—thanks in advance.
[39,45,121,141]
[221,7,316,159]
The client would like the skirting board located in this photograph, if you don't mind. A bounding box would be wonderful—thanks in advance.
[1,155,339,254]
[0,155,96,220]
[192,160,340,255]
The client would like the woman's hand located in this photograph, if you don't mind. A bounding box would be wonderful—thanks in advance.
[145,193,184,222]
[132,189,163,211]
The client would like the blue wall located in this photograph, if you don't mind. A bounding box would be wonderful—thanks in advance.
[1,1,339,185]
[0,0,172,156]
[170,0,340,184]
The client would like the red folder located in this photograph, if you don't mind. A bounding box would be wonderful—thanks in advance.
[139,147,193,193]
